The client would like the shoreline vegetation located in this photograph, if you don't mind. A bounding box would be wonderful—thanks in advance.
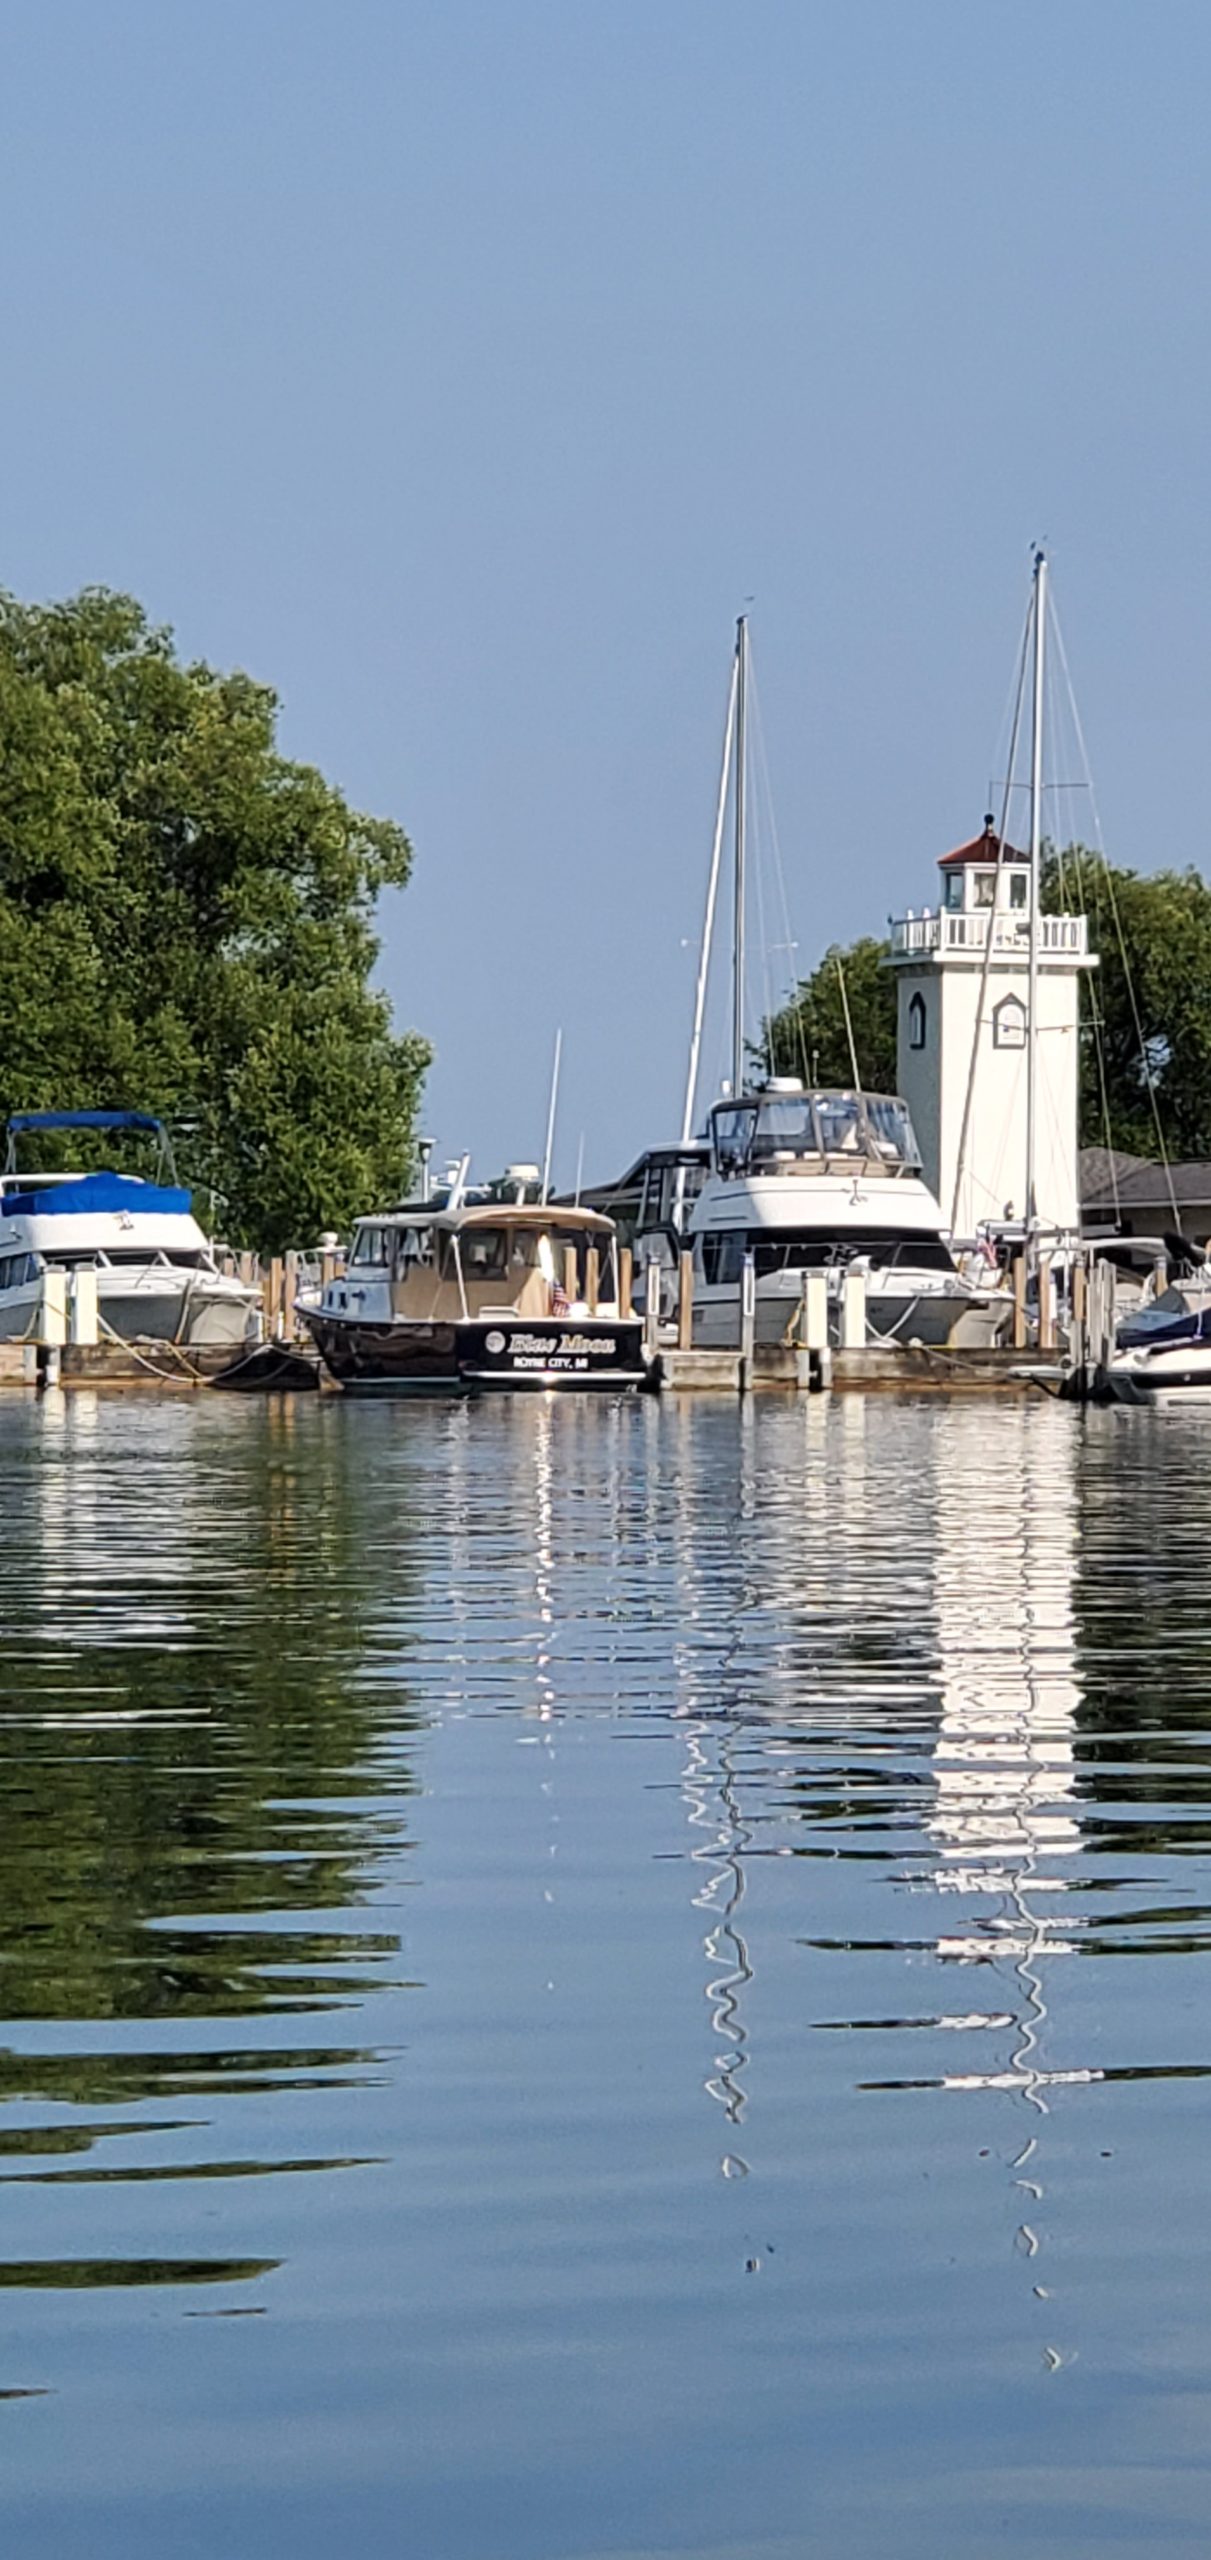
[0,588,430,1256]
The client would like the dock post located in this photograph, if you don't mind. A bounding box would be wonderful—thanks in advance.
[36,1269,67,1351]
[841,1268,867,1350]
[618,1245,633,1319]
[585,1245,600,1314]
[798,1269,831,1392]
[68,1267,98,1347]
[1070,1257,1087,1381]
[1037,1252,1054,1351]
[282,1252,298,1341]
[677,1250,694,1351]
[739,1250,756,1392]
[1152,1251,1169,1305]
[643,1259,662,1363]
[1091,1256,1117,1383]
[563,1244,579,1305]
[1012,1253,1028,1349]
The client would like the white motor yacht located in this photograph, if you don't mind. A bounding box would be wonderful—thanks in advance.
[685,1078,1007,1350]
[0,1111,260,1350]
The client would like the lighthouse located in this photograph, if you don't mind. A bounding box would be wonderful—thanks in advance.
[887,817,1095,1237]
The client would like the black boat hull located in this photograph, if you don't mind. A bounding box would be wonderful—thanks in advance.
[301,1311,651,1395]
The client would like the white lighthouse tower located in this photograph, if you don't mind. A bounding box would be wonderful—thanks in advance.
[887,816,1095,1237]
[888,548,1098,1242]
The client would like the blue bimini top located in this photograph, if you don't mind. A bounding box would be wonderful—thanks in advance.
[6,1111,166,1137]
[0,1172,192,1220]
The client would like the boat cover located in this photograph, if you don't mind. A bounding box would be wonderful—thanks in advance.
[0,1173,192,1220]
[1121,1304,1211,1353]
[7,1110,165,1136]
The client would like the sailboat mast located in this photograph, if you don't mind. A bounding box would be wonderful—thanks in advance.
[540,1026,562,1206]
[731,614,748,1096]
[681,648,738,1146]
[1025,548,1046,1246]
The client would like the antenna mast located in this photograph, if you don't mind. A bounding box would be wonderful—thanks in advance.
[731,614,748,1096]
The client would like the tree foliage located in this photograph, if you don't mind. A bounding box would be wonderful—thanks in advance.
[762,934,897,1091]
[0,589,430,1250]
[1045,849,1211,1159]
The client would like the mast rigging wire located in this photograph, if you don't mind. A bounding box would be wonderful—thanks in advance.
[1047,601,1179,1231]
[947,584,1033,1234]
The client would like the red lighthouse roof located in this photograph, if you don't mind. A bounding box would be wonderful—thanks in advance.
[938,814,1026,870]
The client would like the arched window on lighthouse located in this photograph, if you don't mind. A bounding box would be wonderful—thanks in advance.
[908,992,927,1050]
[992,994,1027,1051]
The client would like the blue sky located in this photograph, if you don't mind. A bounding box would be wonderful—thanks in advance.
[1,1,1208,1184]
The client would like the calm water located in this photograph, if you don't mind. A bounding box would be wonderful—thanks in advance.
[1,1387,1210,2555]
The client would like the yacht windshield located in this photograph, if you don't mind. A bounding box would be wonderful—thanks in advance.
[811,1097,865,1155]
[711,1106,759,1173]
[710,1090,923,1174]
[865,1098,920,1166]
[751,1098,822,1160]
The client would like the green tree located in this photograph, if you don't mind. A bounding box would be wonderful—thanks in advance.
[1045,850,1211,1159]
[761,934,897,1091]
[0,588,430,1249]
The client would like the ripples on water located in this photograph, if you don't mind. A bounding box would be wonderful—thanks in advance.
[2,1389,1211,2555]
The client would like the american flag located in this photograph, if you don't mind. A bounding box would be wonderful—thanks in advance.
[550,1280,570,1313]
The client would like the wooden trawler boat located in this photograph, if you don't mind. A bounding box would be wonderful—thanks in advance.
[301,1195,650,1394]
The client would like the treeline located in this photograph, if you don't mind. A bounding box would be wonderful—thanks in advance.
[762,853,1211,1161]
[0,589,430,1251]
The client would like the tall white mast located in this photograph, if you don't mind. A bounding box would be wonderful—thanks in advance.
[540,1026,562,1205]
[731,614,748,1096]
[681,647,739,1146]
[1025,548,1046,1246]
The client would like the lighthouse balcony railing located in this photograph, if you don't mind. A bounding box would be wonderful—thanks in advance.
[888,910,1088,960]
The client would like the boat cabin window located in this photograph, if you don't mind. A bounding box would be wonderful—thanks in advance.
[350,1225,391,1267]
[392,1224,435,1272]
[40,1247,207,1270]
[699,1227,955,1281]
[637,1156,704,1230]
[711,1105,759,1173]
[456,1226,511,1280]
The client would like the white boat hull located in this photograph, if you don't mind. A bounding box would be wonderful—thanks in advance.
[1104,1346,1211,1408]
[690,1270,1007,1352]
[0,1270,258,1350]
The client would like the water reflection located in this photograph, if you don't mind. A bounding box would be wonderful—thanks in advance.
[0,1395,422,2286]
[928,1401,1081,1915]
[4,1389,1211,2558]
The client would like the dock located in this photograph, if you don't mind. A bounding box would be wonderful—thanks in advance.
[658,1343,1061,1393]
